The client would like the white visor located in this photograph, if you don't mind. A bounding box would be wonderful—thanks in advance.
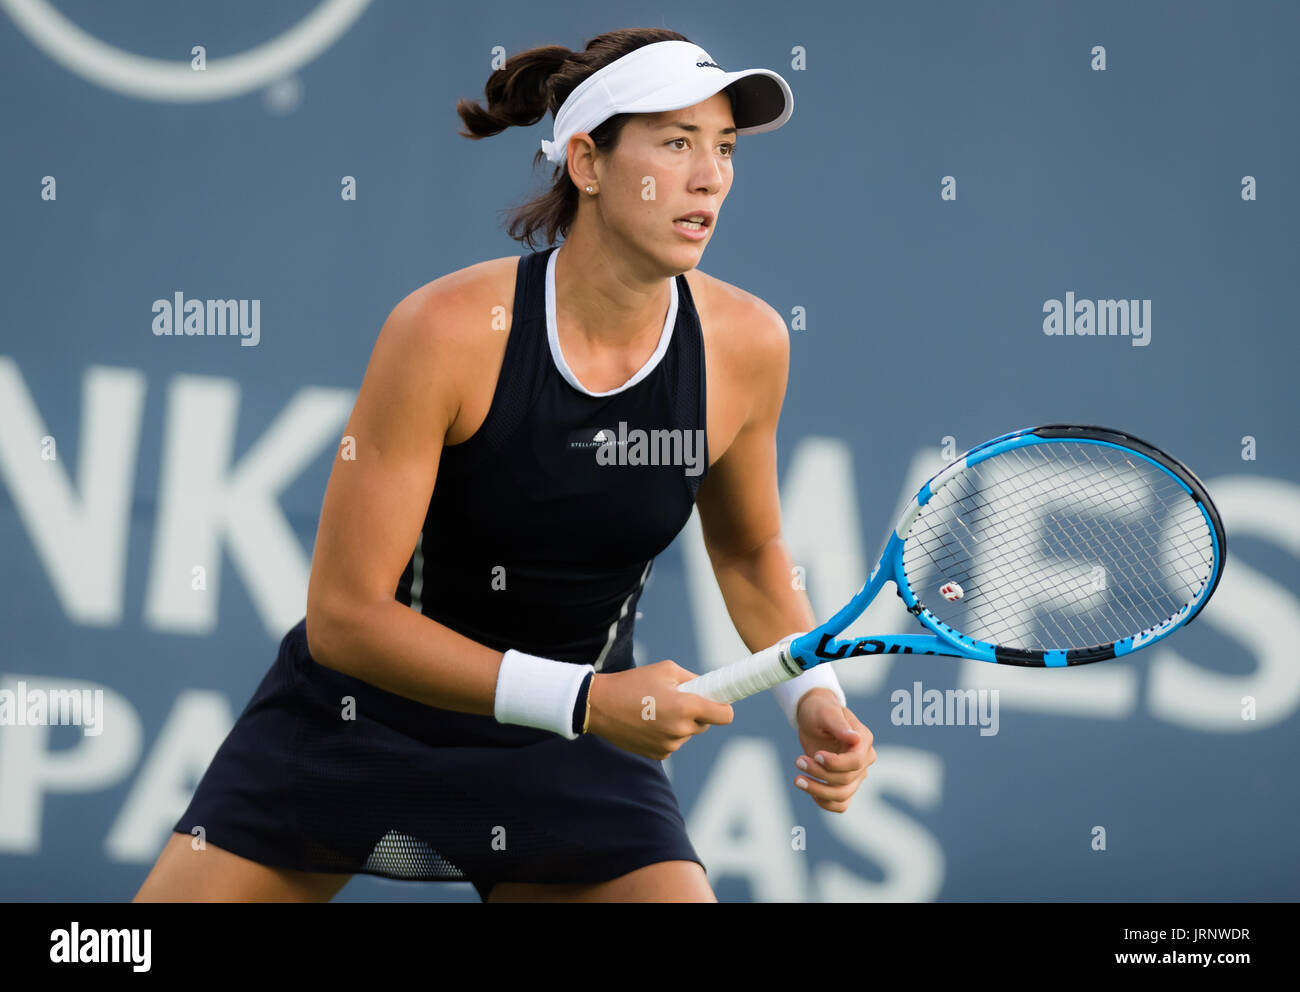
[540,40,793,165]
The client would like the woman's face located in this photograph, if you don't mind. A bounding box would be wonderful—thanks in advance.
[591,91,736,270]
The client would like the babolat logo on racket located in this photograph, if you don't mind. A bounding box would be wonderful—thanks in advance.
[1130,601,1194,649]
[814,633,938,658]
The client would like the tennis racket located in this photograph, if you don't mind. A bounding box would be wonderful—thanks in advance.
[678,424,1226,704]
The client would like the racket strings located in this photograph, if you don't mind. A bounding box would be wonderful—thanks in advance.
[900,442,1215,651]
[916,448,1194,586]
[911,469,1193,608]
[916,502,1169,648]
[1011,499,1208,647]
[928,450,1211,648]
[917,471,1182,582]
[923,459,1209,649]
[920,471,1207,641]
[917,505,1184,650]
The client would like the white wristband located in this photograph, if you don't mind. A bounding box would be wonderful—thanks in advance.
[494,648,594,740]
[769,633,846,728]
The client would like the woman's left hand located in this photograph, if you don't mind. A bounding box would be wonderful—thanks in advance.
[792,689,876,813]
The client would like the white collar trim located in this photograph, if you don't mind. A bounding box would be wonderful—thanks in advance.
[545,247,677,397]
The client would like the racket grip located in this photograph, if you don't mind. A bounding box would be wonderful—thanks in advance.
[677,640,801,704]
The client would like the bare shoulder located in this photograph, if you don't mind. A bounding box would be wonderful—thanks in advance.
[684,267,790,375]
[394,255,519,341]
[377,255,520,374]
[365,255,520,444]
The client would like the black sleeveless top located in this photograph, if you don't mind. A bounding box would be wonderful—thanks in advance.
[395,244,708,675]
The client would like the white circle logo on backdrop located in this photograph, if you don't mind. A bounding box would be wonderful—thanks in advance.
[1,0,374,102]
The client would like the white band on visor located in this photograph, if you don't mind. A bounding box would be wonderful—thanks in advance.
[540,40,793,166]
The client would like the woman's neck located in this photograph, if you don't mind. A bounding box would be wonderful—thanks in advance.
[552,231,673,352]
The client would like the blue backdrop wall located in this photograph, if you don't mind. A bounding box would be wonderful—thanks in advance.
[1,0,1297,902]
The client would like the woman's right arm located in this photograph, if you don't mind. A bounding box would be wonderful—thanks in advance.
[304,282,503,715]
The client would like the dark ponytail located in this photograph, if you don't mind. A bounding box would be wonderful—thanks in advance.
[456,28,694,249]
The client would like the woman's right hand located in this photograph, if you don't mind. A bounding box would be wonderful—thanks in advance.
[586,661,734,760]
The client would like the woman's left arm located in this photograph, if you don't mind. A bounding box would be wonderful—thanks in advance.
[694,300,876,813]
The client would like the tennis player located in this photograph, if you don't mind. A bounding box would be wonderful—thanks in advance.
[134,27,875,904]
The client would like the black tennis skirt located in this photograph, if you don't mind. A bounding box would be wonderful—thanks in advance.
[173,619,703,901]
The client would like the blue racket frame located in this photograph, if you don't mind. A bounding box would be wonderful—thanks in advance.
[785,424,1227,671]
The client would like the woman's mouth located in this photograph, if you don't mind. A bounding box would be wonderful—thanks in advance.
[673,213,712,240]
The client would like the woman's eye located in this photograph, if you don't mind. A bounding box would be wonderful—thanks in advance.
[670,138,735,157]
